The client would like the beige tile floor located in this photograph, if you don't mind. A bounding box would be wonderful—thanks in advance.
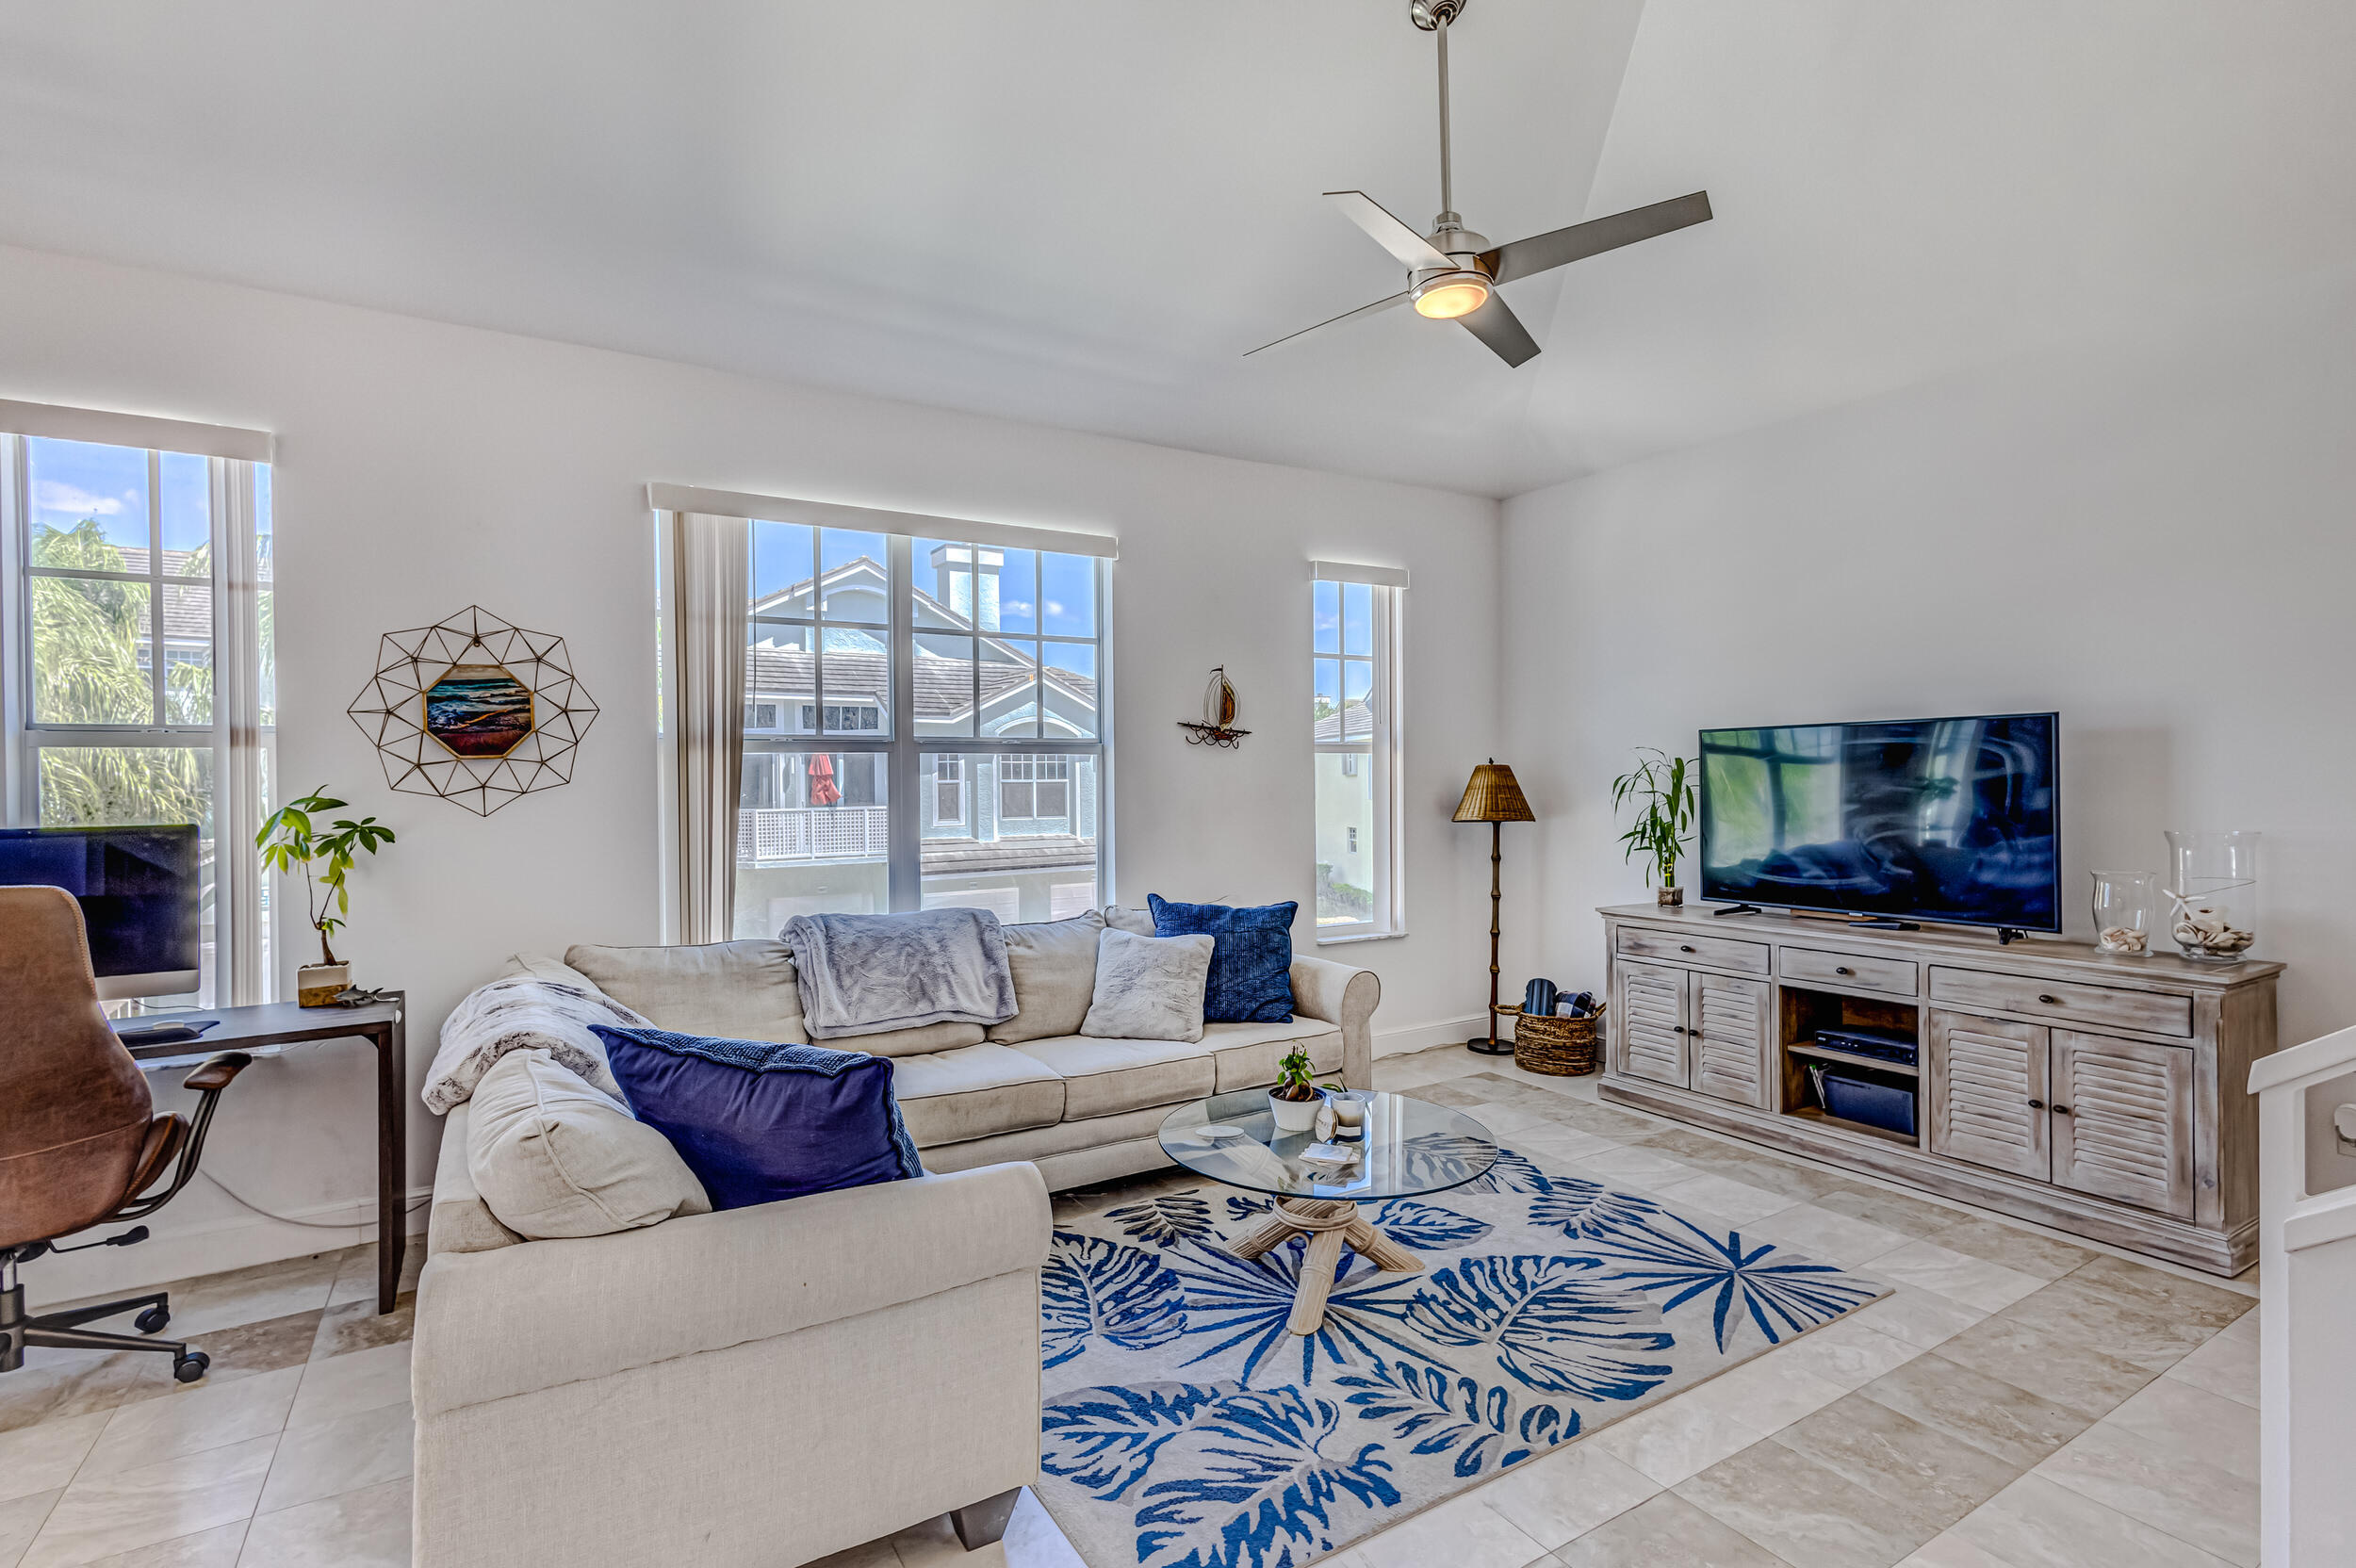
[0,1044,2259,1568]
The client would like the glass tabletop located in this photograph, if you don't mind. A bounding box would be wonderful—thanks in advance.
[1157,1088,1498,1202]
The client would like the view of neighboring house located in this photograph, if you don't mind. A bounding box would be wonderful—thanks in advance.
[731,543,1102,933]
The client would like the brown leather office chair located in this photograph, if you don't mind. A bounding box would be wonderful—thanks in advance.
[0,885,252,1384]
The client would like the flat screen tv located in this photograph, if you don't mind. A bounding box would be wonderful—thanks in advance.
[1698,713,2059,933]
[0,824,203,999]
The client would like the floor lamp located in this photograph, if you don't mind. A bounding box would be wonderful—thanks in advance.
[1454,760,1535,1055]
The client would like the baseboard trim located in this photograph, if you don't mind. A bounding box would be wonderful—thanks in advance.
[26,1184,434,1311]
[1375,1016,1488,1058]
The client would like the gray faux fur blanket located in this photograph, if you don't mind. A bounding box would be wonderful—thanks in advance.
[424,976,650,1113]
[781,907,1018,1039]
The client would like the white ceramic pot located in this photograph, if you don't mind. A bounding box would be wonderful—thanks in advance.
[1268,1088,1322,1134]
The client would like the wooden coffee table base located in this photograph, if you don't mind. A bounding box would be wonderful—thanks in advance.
[1225,1196,1425,1334]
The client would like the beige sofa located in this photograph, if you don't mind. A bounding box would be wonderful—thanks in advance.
[413,915,1380,1568]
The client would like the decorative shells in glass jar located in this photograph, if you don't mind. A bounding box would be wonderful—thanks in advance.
[2163,830,2259,961]
[2090,871,2157,956]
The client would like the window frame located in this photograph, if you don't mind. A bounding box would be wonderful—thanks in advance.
[1,429,275,1004]
[1311,569,1404,941]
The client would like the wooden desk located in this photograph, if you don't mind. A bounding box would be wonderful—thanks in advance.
[119,995,407,1314]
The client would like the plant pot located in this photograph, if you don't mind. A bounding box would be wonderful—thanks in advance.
[1268,1088,1322,1134]
[1657,887,1685,906]
[297,962,352,1007]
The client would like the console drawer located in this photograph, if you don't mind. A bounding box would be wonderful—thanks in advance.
[1780,946,1919,997]
[1926,966,2193,1038]
[1615,926,1771,975]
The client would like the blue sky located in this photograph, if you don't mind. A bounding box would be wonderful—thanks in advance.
[753,519,1095,637]
[26,435,211,555]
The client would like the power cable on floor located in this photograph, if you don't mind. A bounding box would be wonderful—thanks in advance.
[202,1170,429,1229]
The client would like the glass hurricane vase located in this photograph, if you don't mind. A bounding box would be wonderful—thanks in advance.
[2164,830,2259,961]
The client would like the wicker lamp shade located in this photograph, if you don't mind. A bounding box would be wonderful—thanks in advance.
[1454,761,1535,824]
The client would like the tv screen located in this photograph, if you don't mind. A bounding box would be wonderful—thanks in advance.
[1699,713,2059,932]
[0,825,203,980]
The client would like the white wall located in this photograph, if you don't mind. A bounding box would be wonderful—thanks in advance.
[1,242,1503,1300]
[1500,270,2356,1050]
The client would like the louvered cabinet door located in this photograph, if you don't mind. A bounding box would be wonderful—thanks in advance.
[2051,1030,2196,1218]
[1690,973,1772,1108]
[1925,1010,2051,1180]
[1612,961,1689,1086]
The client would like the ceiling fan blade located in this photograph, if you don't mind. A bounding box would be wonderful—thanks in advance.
[1325,190,1454,271]
[1480,190,1713,286]
[1242,290,1410,357]
[1456,292,1540,367]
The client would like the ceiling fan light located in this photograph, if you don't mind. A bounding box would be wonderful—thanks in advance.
[1412,271,1490,319]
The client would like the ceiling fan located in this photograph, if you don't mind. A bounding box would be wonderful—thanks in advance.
[1249,0,1712,367]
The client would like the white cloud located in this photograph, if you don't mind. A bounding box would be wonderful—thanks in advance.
[34,481,123,517]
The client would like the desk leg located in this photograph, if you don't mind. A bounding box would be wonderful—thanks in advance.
[376,1011,408,1315]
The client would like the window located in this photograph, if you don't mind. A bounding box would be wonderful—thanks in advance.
[1311,565,1402,936]
[4,420,275,1006]
[715,504,1109,934]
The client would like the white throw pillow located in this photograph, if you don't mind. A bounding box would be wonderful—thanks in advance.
[466,1051,712,1239]
[1079,929,1213,1043]
[990,910,1106,1045]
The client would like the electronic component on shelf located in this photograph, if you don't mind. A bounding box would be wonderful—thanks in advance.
[1811,1026,1917,1069]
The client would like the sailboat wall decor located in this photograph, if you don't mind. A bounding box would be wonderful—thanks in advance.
[1178,666,1252,748]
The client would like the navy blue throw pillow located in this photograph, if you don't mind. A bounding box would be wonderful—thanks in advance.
[591,1026,923,1211]
[1148,895,1297,1024]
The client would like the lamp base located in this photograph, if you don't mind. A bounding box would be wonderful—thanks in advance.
[1465,1036,1515,1056]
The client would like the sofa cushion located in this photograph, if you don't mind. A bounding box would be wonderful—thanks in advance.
[466,1051,712,1239]
[1102,905,1155,937]
[1148,896,1298,1024]
[828,1020,988,1059]
[1011,1034,1216,1119]
[595,1026,922,1210]
[501,951,601,990]
[564,940,808,1043]
[1079,929,1213,1043]
[987,911,1104,1045]
[891,1043,1068,1146]
[1200,1020,1345,1093]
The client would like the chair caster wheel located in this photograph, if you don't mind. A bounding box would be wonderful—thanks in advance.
[172,1351,209,1383]
[135,1306,171,1334]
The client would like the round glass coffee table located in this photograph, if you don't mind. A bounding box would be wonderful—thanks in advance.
[1158,1087,1498,1335]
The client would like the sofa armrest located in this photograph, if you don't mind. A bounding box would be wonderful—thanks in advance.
[1291,956,1381,1088]
[426,1102,523,1258]
[413,1160,1051,1420]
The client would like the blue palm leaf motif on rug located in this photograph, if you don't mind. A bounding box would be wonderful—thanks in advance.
[1371,1199,1491,1250]
[1042,1381,1400,1568]
[1526,1178,1661,1244]
[1333,1357,1576,1478]
[1224,1194,1271,1224]
[1168,1239,1433,1389]
[1588,1212,1882,1351]
[1399,1134,1555,1195]
[1043,1233,1189,1369]
[1372,1255,1675,1400]
[1108,1193,1222,1250]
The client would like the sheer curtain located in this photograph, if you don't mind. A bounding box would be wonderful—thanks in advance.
[213,458,269,1003]
[669,510,748,943]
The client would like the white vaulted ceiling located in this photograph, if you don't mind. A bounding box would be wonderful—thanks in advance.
[2,1,2353,498]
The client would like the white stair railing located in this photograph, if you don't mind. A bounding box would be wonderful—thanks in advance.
[2251,1021,2356,1565]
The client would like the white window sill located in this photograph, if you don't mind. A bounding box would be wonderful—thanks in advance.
[1316,929,1409,946]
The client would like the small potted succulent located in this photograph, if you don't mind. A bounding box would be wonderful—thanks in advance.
[1268,1045,1327,1134]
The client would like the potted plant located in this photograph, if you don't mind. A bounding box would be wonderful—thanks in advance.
[1612,748,1697,906]
[1268,1045,1326,1134]
[258,790,397,1005]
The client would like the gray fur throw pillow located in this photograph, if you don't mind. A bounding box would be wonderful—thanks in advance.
[1079,929,1213,1042]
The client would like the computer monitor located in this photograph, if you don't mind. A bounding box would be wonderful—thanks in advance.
[0,825,203,1000]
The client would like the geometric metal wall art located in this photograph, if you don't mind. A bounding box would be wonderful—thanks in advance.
[346,605,599,816]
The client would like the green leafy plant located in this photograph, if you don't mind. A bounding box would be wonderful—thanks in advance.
[256,790,396,968]
[1272,1045,1322,1102]
[1612,748,1698,889]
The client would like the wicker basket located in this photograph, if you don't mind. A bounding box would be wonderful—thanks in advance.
[1497,1003,1603,1077]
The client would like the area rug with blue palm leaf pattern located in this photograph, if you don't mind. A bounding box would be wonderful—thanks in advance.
[1033,1143,1890,1568]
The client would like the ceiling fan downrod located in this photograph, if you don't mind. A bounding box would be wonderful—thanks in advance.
[1412,0,1468,232]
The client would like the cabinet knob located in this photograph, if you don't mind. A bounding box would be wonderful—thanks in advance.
[1836,966,1855,976]
[2053,1103,2073,1117]
[1671,1025,1688,1035]
[2027,1098,2045,1110]
[2037,993,2062,1004]
[1678,944,1696,954]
